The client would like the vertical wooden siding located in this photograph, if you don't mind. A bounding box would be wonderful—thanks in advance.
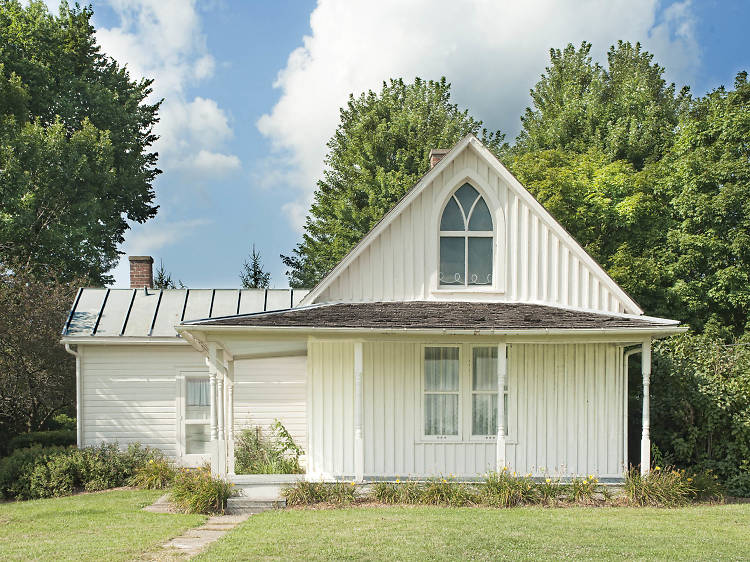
[317,145,631,314]
[309,339,625,479]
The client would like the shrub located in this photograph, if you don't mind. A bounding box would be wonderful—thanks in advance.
[7,430,76,453]
[624,466,694,507]
[371,480,423,504]
[234,420,304,474]
[725,470,750,497]
[0,446,69,499]
[282,480,357,506]
[130,458,176,490]
[170,466,234,514]
[537,477,565,505]
[481,471,539,507]
[684,469,724,502]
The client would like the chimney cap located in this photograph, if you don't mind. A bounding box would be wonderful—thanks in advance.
[128,256,154,263]
[429,148,450,158]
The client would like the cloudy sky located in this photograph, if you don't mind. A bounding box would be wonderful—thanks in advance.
[60,0,749,288]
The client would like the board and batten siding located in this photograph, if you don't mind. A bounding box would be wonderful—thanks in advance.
[316,144,634,314]
[232,355,307,450]
[307,339,626,479]
[79,345,204,457]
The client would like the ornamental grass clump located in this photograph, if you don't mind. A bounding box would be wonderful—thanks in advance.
[170,465,234,514]
[624,465,694,507]
[372,479,423,504]
[568,475,599,504]
[130,458,176,489]
[420,476,476,507]
[282,480,357,506]
[481,470,538,507]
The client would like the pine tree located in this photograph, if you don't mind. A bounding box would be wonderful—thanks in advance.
[240,245,271,289]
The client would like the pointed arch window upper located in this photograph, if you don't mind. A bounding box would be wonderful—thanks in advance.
[439,183,494,287]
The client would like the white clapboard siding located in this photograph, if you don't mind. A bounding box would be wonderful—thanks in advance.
[80,345,204,457]
[308,339,625,479]
[232,355,307,449]
[315,143,634,314]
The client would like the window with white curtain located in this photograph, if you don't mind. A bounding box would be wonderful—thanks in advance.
[423,344,509,441]
[423,347,460,436]
[439,183,493,287]
[471,346,508,437]
[185,378,211,454]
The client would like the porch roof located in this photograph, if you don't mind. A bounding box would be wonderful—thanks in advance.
[181,301,681,331]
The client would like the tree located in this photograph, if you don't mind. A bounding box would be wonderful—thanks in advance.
[153,260,184,289]
[0,265,77,451]
[282,77,506,287]
[240,245,270,288]
[517,41,687,169]
[0,1,160,284]
[664,72,750,336]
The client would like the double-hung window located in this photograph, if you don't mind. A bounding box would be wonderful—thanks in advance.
[184,378,211,454]
[422,345,509,440]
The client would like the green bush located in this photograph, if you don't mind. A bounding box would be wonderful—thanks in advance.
[420,477,476,507]
[371,480,423,504]
[170,466,234,514]
[7,430,76,453]
[130,458,176,490]
[724,470,750,498]
[282,480,357,506]
[624,466,694,507]
[234,420,304,474]
[568,475,599,504]
[684,469,724,502]
[0,445,69,499]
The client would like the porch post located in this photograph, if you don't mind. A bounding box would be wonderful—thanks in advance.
[496,343,507,471]
[354,342,364,482]
[640,338,652,475]
[207,345,219,474]
[227,359,235,475]
[216,348,227,476]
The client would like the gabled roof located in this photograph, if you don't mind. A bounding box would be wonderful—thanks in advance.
[61,287,309,340]
[300,135,644,315]
[182,301,682,333]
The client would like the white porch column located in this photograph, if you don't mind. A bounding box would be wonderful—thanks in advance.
[354,342,364,482]
[496,343,507,471]
[207,345,219,474]
[227,359,235,475]
[640,338,652,475]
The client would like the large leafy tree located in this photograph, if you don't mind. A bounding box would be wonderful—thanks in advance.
[282,77,505,287]
[517,41,687,169]
[0,1,160,284]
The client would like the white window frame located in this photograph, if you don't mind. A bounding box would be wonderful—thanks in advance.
[176,369,212,466]
[468,344,509,442]
[420,343,511,443]
[438,184,494,289]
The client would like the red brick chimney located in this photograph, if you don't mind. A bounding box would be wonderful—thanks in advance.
[129,256,153,289]
[429,148,450,169]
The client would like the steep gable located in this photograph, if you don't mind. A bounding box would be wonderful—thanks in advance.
[302,135,642,315]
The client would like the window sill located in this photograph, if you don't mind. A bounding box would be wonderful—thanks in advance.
[416,440,518,445]
[432,288,506,295]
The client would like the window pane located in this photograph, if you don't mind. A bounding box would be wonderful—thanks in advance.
[455,183,479,216]
[186,424,211,454]
[468,237,492,285]
[424,393,459,436]
[440,197,464,231]
[472,347,497,391]
[472,393,498,436]
[424,347,459,391]
[468,197,493,231]
[440,236,465,285]
[187,379,210,406]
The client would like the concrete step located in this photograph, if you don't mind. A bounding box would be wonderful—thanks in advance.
[225,496,286,515]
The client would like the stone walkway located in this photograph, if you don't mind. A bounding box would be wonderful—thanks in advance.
[142,495,251,560]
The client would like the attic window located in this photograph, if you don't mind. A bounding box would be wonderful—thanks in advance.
[439,183,493,287]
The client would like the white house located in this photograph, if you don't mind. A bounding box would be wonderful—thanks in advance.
[61,135,685,482]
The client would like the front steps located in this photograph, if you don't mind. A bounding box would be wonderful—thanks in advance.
[227,473,301,514]
[225,497,286,515]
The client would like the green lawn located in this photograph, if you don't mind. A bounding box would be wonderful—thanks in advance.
[0,489,204,561]
[197,504,750,561]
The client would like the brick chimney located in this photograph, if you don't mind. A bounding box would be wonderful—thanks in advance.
[129,256,154,289]
[429,148,450,168]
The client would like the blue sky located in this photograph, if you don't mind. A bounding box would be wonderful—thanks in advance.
[79,0,748,289]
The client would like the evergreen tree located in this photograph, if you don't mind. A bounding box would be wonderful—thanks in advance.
[240,245,271,289]
[282,77,506,287]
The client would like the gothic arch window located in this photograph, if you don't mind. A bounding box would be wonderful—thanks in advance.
[439,183,494,287]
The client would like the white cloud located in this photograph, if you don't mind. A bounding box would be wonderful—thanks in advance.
[95,0,239,176]
[259,0,700,230]
[188,150,242,176]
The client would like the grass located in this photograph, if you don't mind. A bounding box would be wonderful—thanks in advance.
[0,489,205,561]
[196,504,750,561]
